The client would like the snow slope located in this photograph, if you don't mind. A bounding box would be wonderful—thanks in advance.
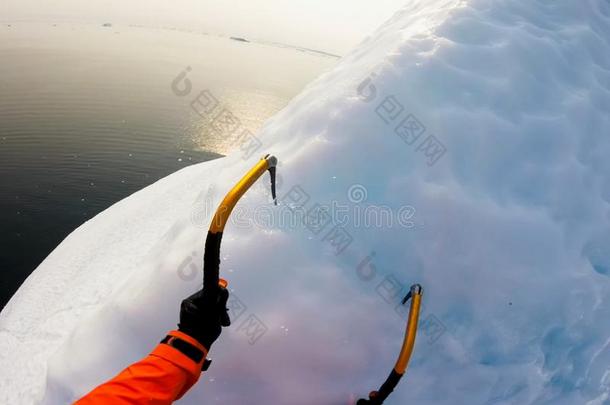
[2,0,610,403]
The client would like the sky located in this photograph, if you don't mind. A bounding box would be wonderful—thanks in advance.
[0,0,408,55]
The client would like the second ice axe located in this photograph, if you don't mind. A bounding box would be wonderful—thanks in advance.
[357,284,423,404]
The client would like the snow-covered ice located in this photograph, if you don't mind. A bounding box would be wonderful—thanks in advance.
[2,0,610,403]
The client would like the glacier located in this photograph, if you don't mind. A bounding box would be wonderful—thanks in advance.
[2,0,610,404]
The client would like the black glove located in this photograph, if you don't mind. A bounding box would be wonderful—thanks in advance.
[178,287,231,351]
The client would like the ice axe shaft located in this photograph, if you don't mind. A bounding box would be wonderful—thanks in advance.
[357,284,423,404]
[203,155,278,297]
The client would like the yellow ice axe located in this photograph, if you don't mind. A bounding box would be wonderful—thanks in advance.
[203,154,277,295]
[358,284,423,404]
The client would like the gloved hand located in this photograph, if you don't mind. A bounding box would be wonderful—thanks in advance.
[178,287,231,351]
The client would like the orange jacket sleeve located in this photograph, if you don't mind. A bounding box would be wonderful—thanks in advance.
[75,330,208,405]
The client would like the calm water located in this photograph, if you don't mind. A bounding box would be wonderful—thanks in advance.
[0,22,337,308]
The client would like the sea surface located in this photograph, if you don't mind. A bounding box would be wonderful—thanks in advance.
[0,22,337,308]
